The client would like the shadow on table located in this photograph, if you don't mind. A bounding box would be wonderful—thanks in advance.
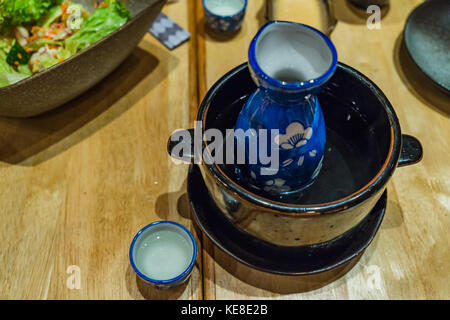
[196,216,382,296]
[154,178,191,220]
[332,0,390,24]
[125,264,188,300]
[381,199,404,230]
[171,173,382,296]
[393,34,450,117]
[127,184,201,300]
[202,236,365,295]
[154,178,384,296]
[0,44,178,166]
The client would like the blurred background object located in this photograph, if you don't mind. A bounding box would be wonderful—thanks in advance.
[348,0,389,9]
[203,0,248,34]
[266,0,337,35]
[403,0,450,93]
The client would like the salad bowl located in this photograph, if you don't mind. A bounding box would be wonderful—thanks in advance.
[0,0,166,118]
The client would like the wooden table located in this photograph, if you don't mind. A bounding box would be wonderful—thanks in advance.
[0,0,448,299]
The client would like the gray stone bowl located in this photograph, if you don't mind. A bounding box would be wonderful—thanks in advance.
[0,0,166,118]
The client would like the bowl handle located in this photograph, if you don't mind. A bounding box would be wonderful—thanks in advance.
[398,134,423,167]
[167,128,195,163]
[167,131,423,167]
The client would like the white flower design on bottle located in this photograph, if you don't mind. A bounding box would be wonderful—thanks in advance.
[275,122,313,167]
[275,122,313,150]
[264,178,291,193]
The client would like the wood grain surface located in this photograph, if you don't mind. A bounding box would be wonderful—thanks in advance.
[0,0,448,300]
[0,1,201,300]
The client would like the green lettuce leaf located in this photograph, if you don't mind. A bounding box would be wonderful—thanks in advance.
[40,2,89,29]
[0,38,13,56]
[39,4,63,28]
[0,0,62,32]
[0,54,14,73]
[0,39,31,87]
[0,56,30,87]
[28,45,71,73]
[17,63,31,75]
[0,69,29,86]
[65,0,130,54]
[6,40,30,65]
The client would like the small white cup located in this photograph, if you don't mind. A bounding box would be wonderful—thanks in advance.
[129,221,197,290]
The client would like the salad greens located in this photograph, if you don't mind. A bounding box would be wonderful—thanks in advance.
[6,40,30,65]
[66,0,130,54]
[0,0,62,33]
[0,0,131,88]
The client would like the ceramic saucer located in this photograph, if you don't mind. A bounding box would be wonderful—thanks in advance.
[404,0,450,93]
[187,164,386,275]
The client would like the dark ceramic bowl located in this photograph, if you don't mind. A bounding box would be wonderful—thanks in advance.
[188,164,387,275]
[168,62,423,247]
[0,0,166,118]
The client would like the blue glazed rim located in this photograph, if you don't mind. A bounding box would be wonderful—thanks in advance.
[248,21,338,91]
[129,220,197,285]
[202,0,248,18]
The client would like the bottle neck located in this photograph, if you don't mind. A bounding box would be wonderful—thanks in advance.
[260,86,319,106]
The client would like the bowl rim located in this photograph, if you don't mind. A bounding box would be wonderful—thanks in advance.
[198,62,402,216]
[0,0,166,92]
[128,220,197,285]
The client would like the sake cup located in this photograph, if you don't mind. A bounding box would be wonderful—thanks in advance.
[129,221,197,290]
[203,0,247,33]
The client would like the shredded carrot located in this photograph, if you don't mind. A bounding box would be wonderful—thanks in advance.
[61,2,69,13]
[31,26,41,34]
[61,2,69,21]
[100,2,108,8]
[58,58,65,63]
[17,53,22,59]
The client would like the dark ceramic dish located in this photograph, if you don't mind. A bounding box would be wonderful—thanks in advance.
[0,0,166,118]
[168,62,423,247]
[404,0,450,93]
[188,164,386,275]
